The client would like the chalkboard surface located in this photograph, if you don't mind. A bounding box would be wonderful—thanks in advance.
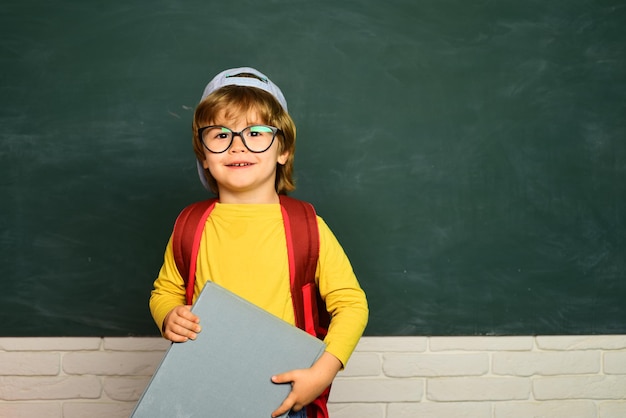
[1,0,624,336]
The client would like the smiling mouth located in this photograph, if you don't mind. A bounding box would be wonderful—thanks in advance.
[227,163,253,167]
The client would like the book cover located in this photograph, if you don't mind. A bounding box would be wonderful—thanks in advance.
[131,281,326,418]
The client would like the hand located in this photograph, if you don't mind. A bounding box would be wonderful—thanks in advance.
[270,352,342,417]
[162,305,201,342]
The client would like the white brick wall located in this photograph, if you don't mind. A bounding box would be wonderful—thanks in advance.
[1,336,625,418]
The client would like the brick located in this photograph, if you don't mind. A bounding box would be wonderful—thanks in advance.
[598,401,626,418]
[388,401,491,418]
[494,400,597,418]
[429,336,533,352]
[427,377,530,401]
[63,351,164,376]
[0,376,101,400]
[339,352,381,377]
[536,336,626,351]
[355,337,427,353]
[328,403,385,418]
[384,353,488,377]
[0,402,62,418]
[63,401,135,418]
[103,377,151,401]
[604,351,626,374]
[1,334,626,416]
[0,337,101,352]
[493,351,600,376]
[0,352,60,376]
[103,337,170,352]
[329,378,423,403]
[534,376,626,400]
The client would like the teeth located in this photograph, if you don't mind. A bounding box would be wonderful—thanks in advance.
[230,163,250,167]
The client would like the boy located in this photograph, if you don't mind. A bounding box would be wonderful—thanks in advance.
[149,67,368,418]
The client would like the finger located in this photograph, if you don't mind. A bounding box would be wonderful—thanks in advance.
[163,317,201,342]
[271,394,296,418]
[171,307,202,334]
[177,317,202,334]
[271,372,293,385]
[163,322,191,342]
[179,305,201,323]
[164,330,189,343]
[173,319,201,340]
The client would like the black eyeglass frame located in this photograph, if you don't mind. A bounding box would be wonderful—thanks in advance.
[198,125,282,154]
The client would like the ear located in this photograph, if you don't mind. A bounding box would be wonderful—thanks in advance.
[277,150,290,166]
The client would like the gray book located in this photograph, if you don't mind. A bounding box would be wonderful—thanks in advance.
[131,281,326,418]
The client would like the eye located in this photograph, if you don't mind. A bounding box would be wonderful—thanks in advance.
[248,126,273,137]
[212,127,232,140]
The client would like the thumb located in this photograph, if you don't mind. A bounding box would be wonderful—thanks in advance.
[271,371,294,385]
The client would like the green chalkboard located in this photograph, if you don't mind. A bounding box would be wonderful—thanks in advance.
[1,0,624,336]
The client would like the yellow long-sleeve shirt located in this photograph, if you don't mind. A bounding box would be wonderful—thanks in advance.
[150,203,368,366]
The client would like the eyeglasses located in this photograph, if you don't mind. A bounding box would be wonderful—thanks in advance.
[198,125,282,154]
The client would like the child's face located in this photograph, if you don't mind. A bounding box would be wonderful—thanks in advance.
[200,107,289,203]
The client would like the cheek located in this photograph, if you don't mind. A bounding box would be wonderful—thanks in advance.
[202,153,218,170]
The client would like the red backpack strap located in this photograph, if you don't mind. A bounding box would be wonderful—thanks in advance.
[279,195,324,336]
[172,198,217,305]
[279,195,330,418]
[308,387,330,418]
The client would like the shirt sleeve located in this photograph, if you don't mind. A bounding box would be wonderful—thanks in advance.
[149,234,186,334]
[316,217,369,367]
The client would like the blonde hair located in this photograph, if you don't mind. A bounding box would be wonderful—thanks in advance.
[192,85,296,195]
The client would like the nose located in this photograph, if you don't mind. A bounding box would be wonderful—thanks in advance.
[228,133,247,153]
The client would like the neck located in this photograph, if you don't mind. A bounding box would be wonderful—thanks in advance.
[217,189,280,204]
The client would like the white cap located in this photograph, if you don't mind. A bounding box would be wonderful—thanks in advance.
[196,67,288,192]
[200,67,288,111]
